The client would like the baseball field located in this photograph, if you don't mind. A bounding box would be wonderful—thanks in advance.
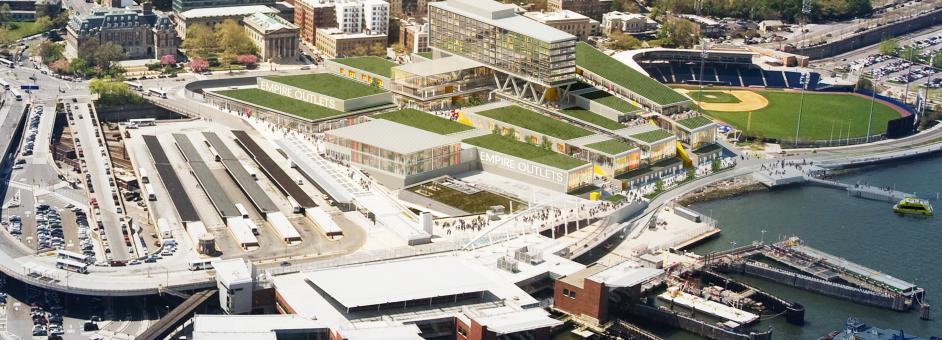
[678,88,906,141]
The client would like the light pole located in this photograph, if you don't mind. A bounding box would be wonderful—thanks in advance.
[695,0,707,114]
[865,76,876,142]
[795,72,808,146]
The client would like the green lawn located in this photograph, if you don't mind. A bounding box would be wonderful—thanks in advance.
[374,108,473,135]
[575,42,689,106]
[3,21,44,41]
[686,90,741,104]
[702,90,903,140]
[407,182,527,214]
[478,105,594,140]
[264,74,385,99]
[558,108,625,130]
[584,139,636,155]
[631,129,674,143]
[676,116,715,130]
[216,88,348,121]
[464,134,588,170]
[333,56,398,77]
[579,90,641,113]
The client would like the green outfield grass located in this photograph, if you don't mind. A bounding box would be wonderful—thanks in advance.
[701,90,903,141]
[264,74,385,99]
[686,90,742,104]
[216,88,347,121]
[374,108,473,135]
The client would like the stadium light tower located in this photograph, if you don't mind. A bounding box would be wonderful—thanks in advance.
[695,0,707,114]
[794,0,812,146]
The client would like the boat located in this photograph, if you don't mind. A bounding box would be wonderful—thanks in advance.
[893,197,933,216]
[825,317,931,340]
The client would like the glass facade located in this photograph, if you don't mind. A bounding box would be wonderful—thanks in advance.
[645,140,676,163]
[428,5,577,86]
[324,135,462,177]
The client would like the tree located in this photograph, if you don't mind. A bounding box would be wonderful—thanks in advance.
[932,51,942,69]
[215,19,256,56]
[35,16,53,31]
[0,29,12,47]
[352,44,369,57]
[606,31,642,50]
[49,59,69,74]
[92,42,125,68]
[69,58,88,77]
[237,54,257,66]
[900,46,921,61]
[656,17,699,48]
[34,41,63,63]
[879,38,899,56]
[187,58,209,72]
[0,4,12,23]
[181,23,218,58]
[160,54,176,65]
[370,42,386,56]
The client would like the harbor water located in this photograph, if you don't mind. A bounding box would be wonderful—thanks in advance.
[682,156,942,339]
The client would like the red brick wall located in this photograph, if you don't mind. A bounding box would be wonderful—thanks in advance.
[553,279,609,323]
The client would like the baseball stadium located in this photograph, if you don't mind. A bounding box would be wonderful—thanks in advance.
[621,47,916,145]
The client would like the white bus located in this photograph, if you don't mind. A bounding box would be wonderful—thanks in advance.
[57,249,93,264]
[235,203,249,219]
[145,183,157,201]
[129,118,156,127]
[0,79,9,89]
[10,89,22,101]
[123,81,144,91]
[287,196,302,214]
[140,169,149,184]
[187,256,219,271]
[56,258,89,274]
[148,88,167,98]
[157,218,173,240]
[0,57,13,68]
[245,218,260,235]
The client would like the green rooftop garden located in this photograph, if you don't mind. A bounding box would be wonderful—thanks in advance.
[477,105,593,140]
[630,129,675,143]
[374,108,473,135]
[464,134,588,170]
[575,42,689,106]
[579,90,641,113]
[333,56,398,77]
[676,115,715,130]
[264,74,385,100]
[569,81,596,91]
[216,88,348,121]
[558,108,625,131]
[415,52,433,60]
[584,139,636,155]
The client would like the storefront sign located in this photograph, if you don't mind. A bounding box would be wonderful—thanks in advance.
[479,150,566,184]
[258,78,339,109]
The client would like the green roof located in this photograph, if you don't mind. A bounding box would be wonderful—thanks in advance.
[558,108,624,131]
[478,105,594,140]
[415,52,433,60]
[333,56,398,77]
[264,73,386,99]
[631,129,675,143]
[579,90,641,113]
[464,134,588,170]
[677,115,715,129]
[216,88,348,121]
[584,139,637,155]
[374,108,474,135]
[575,42,689,106]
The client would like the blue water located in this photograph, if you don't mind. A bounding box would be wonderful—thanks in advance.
[683,156,942,339]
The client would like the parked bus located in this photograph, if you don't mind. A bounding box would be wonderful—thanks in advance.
[235,203,249,219]
[123,81,144,91]
[148,88,167,98]
[157,218,172,240]
[56,258,89,274]
[145,183,156,201]
[187,256,219,271]
[287,196,302,214]
[0,79,9,89]
[10,89,22,101]
[0,57,13,68]
[140,169,149,184]
[57,249,93,264]
[245,218,260,235]
[128,118,156,127]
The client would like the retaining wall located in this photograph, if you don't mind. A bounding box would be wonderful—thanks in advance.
[791,9,942,60]
[630,304,773,340]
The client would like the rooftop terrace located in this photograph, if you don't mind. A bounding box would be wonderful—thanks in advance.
[676,115,715,130]
[584,139,637,155]
[464,134,588,170]
[334,56,399,78]
[216,88,348,121]
[374,108,474,135]
[575,42,689,106]
[579,90,641,113]
[631,129,675,143]
[558,108,624,131]
[478,105,593,140]
[264,73,386,100]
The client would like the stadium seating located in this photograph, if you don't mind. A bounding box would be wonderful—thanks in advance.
[763,70,787,88]
[716,65,741,86]
[740,67,765,87]
[674,64,694,82]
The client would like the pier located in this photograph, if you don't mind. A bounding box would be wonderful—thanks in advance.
[753,167,913,203]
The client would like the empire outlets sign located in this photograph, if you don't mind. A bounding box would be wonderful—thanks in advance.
[258,78,339,110]
[479,149,567,185]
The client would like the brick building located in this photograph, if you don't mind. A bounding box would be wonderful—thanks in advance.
[553,262,663,325]
[547,0,611,21]
[66,4,178,60]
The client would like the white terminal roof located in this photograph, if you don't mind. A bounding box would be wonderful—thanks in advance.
[244,12,297,33]
[431,0,575,43]
[341,324,424,340]
[211,258,252,287]
[326,119,460,155]
[588,261,663,288]
[179,5,277,19]
[471,307,563,335]
[394,55,484,77]
[192,314,325,340]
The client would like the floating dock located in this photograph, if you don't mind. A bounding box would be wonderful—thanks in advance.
[658,290,759,325]
[754,169,913,203]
